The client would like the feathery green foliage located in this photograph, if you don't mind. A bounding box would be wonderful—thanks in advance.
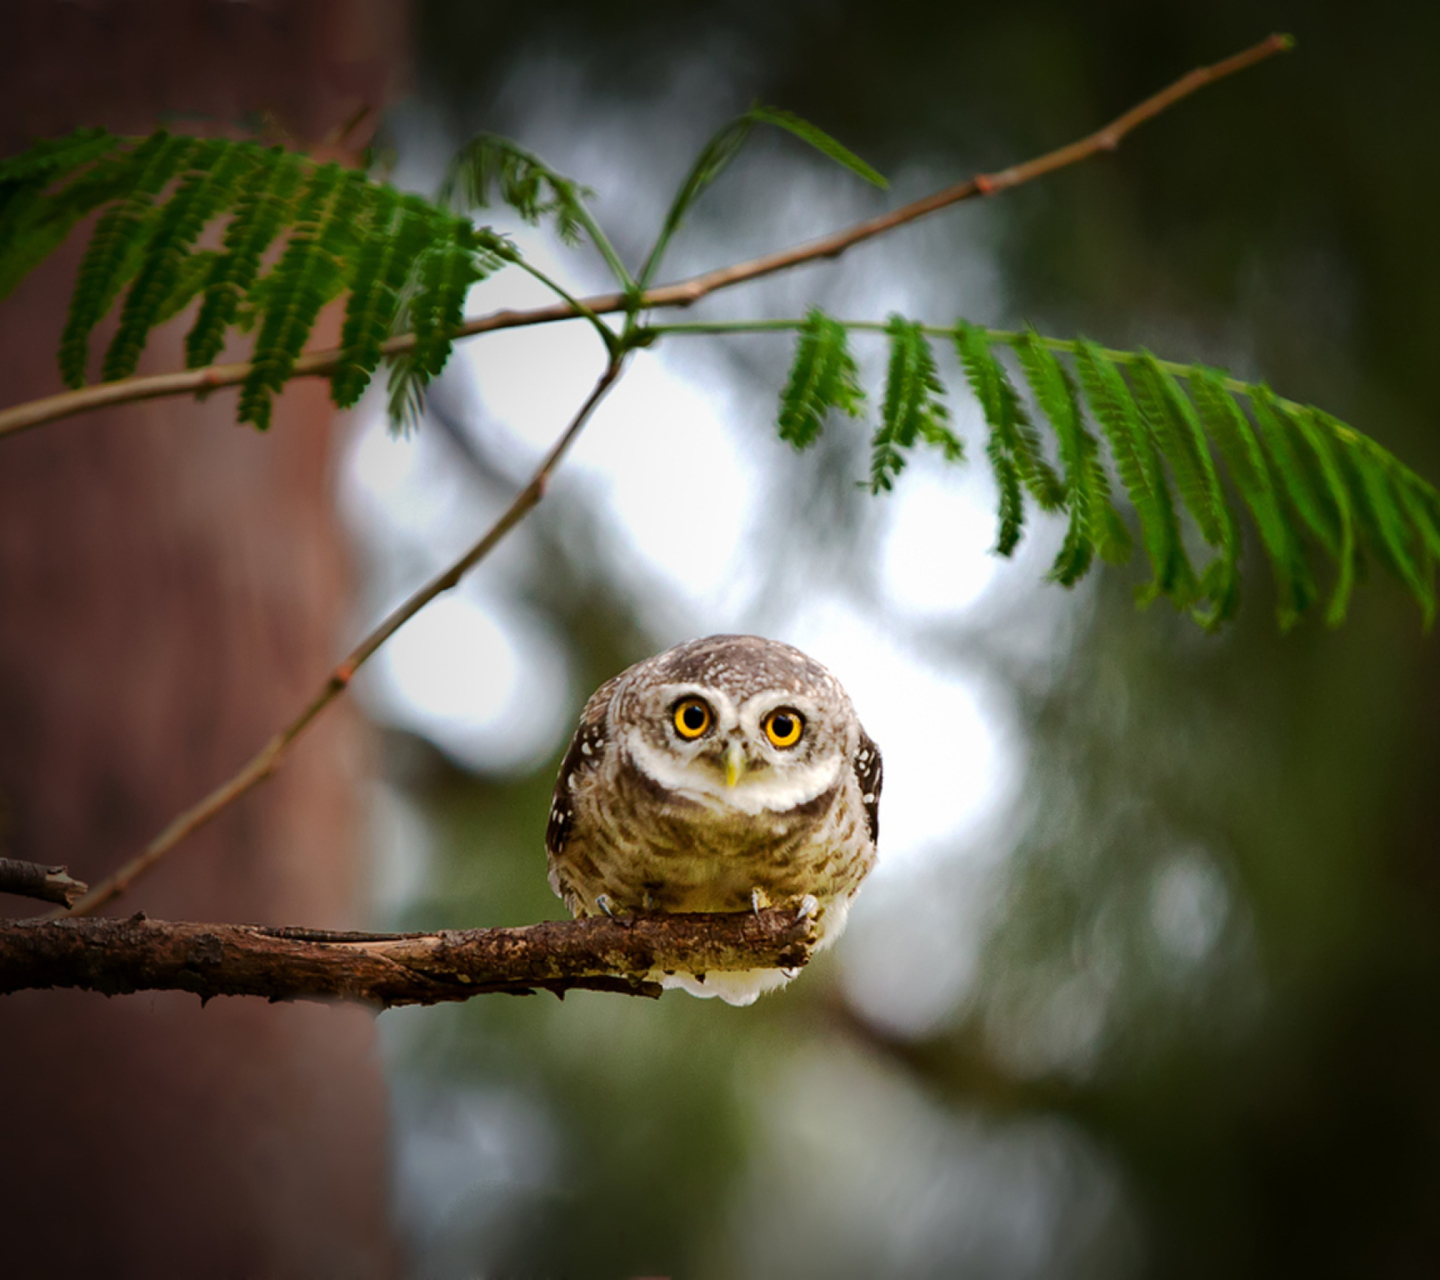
[1015,330,1130,583]
[384,220,511,432]
[0,127,538,429]
[439,134,592,246]
[4,111,1439,636]
[954,320,1064,556]
[869,315,961,493]
[777,308,865,449]
[59,132,198,386]
[760,313,1438,629]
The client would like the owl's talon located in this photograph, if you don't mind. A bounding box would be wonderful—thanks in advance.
[795,894,819,922]
[750,887,771,917]
[596,894,618,919]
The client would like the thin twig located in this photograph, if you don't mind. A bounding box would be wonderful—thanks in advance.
[60,355,630,918]
[0,858,88,907]
[0,34,1292,443]
[0,908,818,1006]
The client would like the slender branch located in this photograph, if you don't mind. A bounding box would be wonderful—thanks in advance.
[0,858,87,907]
[60,355,630,918]
[0,33,1291,443]
[0,908,817,1006]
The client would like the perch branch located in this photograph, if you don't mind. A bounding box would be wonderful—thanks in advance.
[0,33,1291,442]
[0,858,87,907]
[60,355,629,918]
[0,908,816,1006]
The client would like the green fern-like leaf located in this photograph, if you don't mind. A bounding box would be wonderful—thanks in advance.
[0,127,119,188]
[954,322,1064,517]
[1074,339,1194,608]
[332,190,434,408]
[439,134,593,245]
[383,218,508,431]
[777,307,865,448]
[238,165,365,430]
[1340,437,1435,626]
[58,132,197,387]
[102,140,259,381]
[0,129,123,296]
[1015,331,1129,583]
[1189,366,1315,628]
[185,147,307,368]
[1249,387,1343,560]
[1130,354,1240,626]
[1287,407,1359,625]
[869,315,959,493]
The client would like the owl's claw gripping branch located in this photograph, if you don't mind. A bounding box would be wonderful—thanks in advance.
[0,909,820,1008]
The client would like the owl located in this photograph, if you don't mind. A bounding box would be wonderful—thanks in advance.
[546,634,882,1006]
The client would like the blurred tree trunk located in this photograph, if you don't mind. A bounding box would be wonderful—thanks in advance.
[0,3,407,1274]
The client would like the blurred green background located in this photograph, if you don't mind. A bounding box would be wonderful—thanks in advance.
[360,2,1440,1275]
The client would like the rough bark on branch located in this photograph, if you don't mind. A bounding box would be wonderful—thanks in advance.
[0,858,87,906]
[0,908,817,1007]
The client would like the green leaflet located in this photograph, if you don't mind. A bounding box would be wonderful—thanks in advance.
[0,129,123,299]
[1074,339,1193,607]
[439,134,593,246]
[1016,331,1129,583]
[640,105,886,289]
[186,148,306,369]
[1250,387,1342,559]
[1129,354,1240,625]
[238,165,362,430]
[58,132,197,387]
[385,220,508,431]
[332,192,434,408]
[1290,408,1359,625]
[1340,438,1435,626]
[777,308,864,448]
[954,321,1064,559]
[870,315,959,493]
[1190,366,1314,628]
[102,140,259,381]
[746,107,888,189]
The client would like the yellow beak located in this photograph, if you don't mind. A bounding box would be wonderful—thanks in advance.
[724,741,747,788]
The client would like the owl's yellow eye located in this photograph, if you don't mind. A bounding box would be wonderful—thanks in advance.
[673,698,712,739]
[763,708,804,749]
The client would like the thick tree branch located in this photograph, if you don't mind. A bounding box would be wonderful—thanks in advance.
[0,858,87,907]
[60,356,629,917]
[0,908,817,1007]
[0,33,1291,442]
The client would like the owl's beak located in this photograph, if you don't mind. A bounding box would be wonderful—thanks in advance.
[724,740,747,788]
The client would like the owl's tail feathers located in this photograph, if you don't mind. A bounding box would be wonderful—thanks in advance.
[654,966,798,1007]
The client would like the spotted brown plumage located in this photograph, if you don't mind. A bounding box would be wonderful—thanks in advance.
[545,634,882,1005]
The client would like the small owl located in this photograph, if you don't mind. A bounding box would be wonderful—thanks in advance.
[546,634,882,1006]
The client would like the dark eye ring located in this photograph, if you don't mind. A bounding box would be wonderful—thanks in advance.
[672,697,712,740]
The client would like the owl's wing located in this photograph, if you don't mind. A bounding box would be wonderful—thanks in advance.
[545,673,621,862]
[853,727,883,846]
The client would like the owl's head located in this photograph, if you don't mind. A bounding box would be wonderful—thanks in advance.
[611,634,856,816]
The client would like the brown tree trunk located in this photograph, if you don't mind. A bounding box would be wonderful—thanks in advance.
[0,4,407,1274]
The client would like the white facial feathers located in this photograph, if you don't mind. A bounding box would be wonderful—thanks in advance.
[619,683,846,815]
